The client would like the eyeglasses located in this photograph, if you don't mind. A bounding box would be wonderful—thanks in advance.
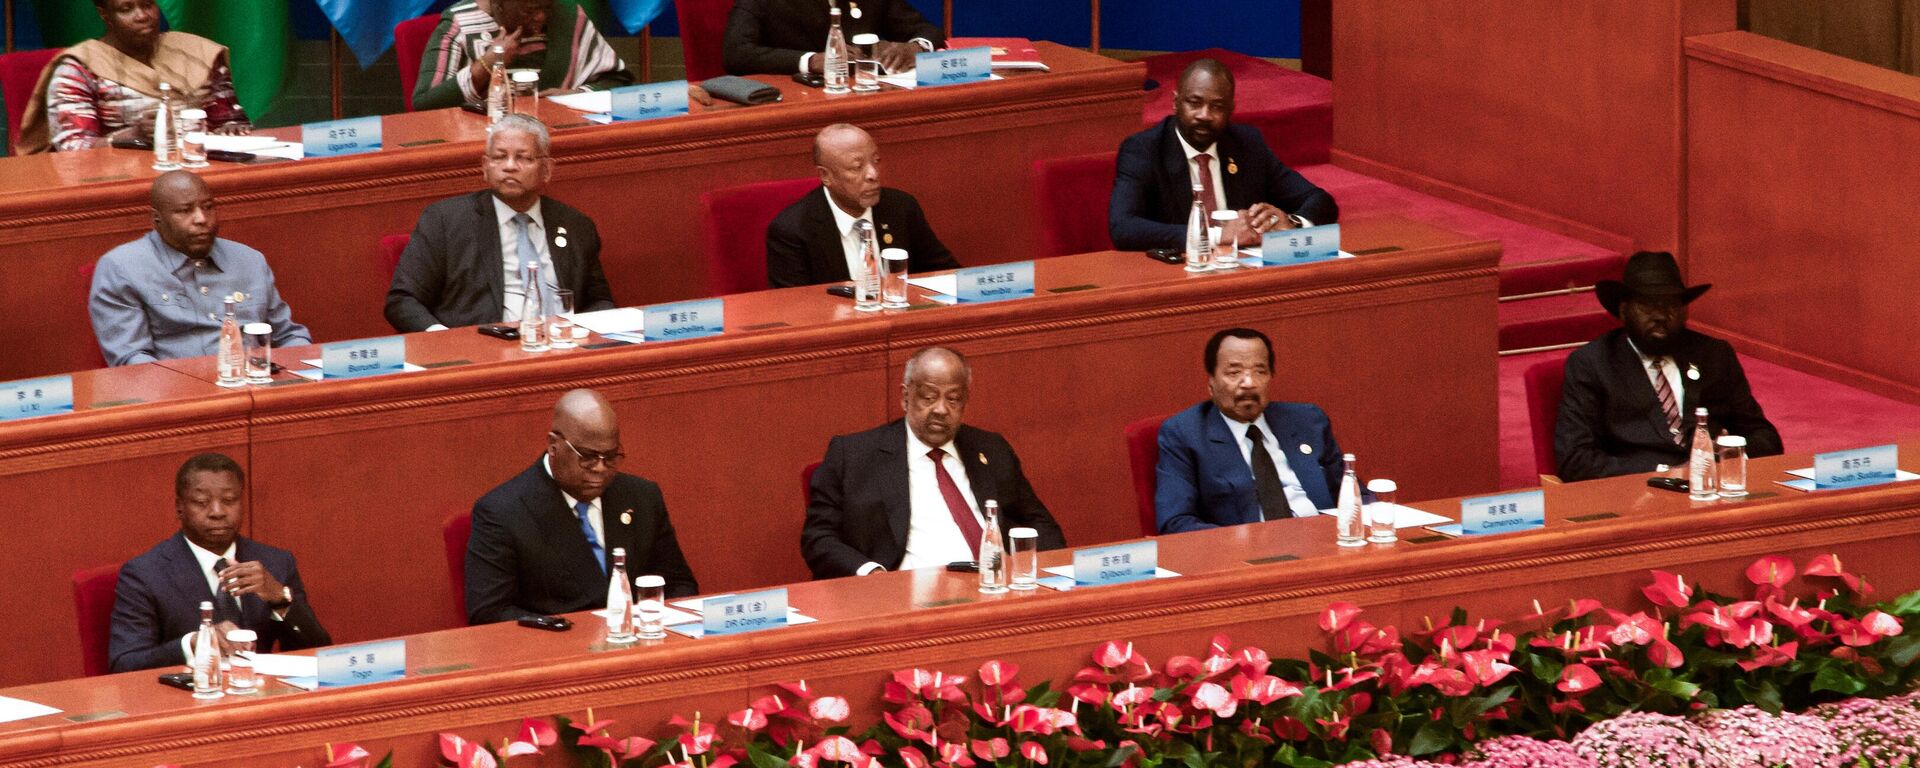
[557,435,624,469]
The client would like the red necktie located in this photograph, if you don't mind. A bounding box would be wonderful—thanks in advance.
[1651,359,1682,444]
[928,448,982,558]
[1192,153,1219,221]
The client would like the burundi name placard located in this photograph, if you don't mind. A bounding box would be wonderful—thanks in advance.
[703,589,788,636]
[643,299,724,342]
[610,80,691,122]
[956,261,1035,303]
[317,639,405,688]
[1460,490,1546,536]
[321,336,406,379]
[302,115,382,158]
[0,375,74,421]
[1815,444,1899,489]
[1072,541,1158,586]
[1258,223,1341,267]
[917,47,992,87]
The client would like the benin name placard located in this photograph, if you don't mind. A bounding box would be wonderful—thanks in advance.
[610,81,691,122]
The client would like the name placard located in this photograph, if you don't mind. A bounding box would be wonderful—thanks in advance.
[643,299,724,342]
[917,47,992,87]
[703,589,788,636]
[321,336,406,379]
[1258,224,1341,267]
[0,375,74,421]
[610,80,691,122]
[956,261,1035,303]
[302,115,382,158]
[1815,444,1899,489]
[1072,541,1158,586]
[317,639,405,688]
[1460,490,1546,536]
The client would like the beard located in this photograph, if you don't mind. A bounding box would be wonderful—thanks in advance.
[1625,324,1682,357]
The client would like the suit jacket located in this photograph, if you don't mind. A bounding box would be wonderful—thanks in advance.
[766,187,957,288]
[802,420,1067,579]
[1109,117,1338,252]
[723,0,944,76]
[466,458,699,624]
[386,191,616,332]
[1555,328,1783,482]
[1154,400,1346,534]
[108,533,330,673]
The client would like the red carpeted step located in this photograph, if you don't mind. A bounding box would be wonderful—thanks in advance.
[1140,49,1332,167]
[1500,252,1627,298]
[1498,296,1615,352]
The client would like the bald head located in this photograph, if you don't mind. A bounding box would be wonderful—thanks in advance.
[150,170,208,209]
[547,389,621,501]
[814,124,882,215]
[552,388,618,441]
[149,171,218,257]
[901,347,971,447]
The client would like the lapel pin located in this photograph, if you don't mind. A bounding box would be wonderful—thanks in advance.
[1686,364,1700,381]
[978,452,988,465]
[1227,158,1239,175]
[883,233,894,245]
[1300,443,1313,455]
[620,510,632,525]
[850,2,862,19]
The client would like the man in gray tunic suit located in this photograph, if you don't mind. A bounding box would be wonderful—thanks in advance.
[89,171,309,367]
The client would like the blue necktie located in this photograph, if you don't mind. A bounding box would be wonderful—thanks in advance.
[575,500,605,575]
[510,213,559,313]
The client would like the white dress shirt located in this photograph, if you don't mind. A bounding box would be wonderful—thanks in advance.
[1174,130,1311,228]
[543,454,605,550]
[1220,410,1320,517]
[494,196,559,322]
[1627,339,1687,407]
[799,36,936,75]
[824,188,876,283]
[857,428,987,575]
[179,539,238,663]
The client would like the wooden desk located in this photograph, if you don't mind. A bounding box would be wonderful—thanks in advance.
[2,441,1916,767]
[0,217,1500,687]
[0,43,1144,381]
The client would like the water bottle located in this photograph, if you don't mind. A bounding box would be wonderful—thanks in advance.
[487,44,509,125]
[823,7,850,94]
[978,499,1008,594]
[604,547,636,645]
[190,601,223,699]
[152,82,179,171]
[1184,183,1211,272]
[1335,454,1366,547]
[216,299,244,387]
[1688,407,1717,500]
[519,261,549,352]
[852,220,881,311]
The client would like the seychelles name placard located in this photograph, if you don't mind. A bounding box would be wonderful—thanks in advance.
[317,639,405,688]
[956,262,1035,303]
[703,589,788,636]
[1258,223,1341,267]
[644,299,724,342]
[0,375,74,421]
[610,81,691,122]
[1815,444,1899,489]
[917,47,992,87]
[302,115,382,158]
[321,336,406,379]
[1460,490,1546,536]
[1072,541,1158,586]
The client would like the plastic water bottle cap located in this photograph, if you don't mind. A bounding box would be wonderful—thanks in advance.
[851,33,879,45]
[510,70,540,84]
[243,322,272,335]
[198,600,213,610]
[1365,479,1397,494]
[1210,210,1238,222]
[1715,435,1746,447]
[179,108,207,120]
[225,629,257,643]
[1342,453,1356,461]
[1009,527,1038,539]
[634,575,665,588]
[881,247,908,262]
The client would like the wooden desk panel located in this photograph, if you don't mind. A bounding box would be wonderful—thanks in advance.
[3,445,1917,767]
[0,43,1144,382]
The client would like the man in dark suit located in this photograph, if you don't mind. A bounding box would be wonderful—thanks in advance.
[767,124,957,288]
[1155,328,1352,534]
[109,453,330,673]
[724,0,942,76]
[466,388,699,625]
[1109,59,1337,252]
[386,114,615,332]
[803,347,1066,579]
[1555,251,1782,482]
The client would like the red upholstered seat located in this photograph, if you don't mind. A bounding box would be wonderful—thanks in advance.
[1140,48,1332,167]
[378,233,409,281]
[700,177,816,295]
[677,0,735,83]
[394,14,442,111]
[2,47,61,153]
[443,511,472,626]
[801,461,820,513]
[1124,414,1170,536]
[1031,151,1117,258]
[77,261,105,368]
[1524,354,1572,478]
[72,563,120,677]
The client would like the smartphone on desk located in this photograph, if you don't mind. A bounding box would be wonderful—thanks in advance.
[793,71,825,89]
[157,671,195,691]
[1145,248,1184,265]
[825,284,855,299]
[478,324,521,341]
[1647,477,1690,493]
[517,615,572,632]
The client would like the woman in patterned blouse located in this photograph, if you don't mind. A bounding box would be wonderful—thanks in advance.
[16,0,250,154]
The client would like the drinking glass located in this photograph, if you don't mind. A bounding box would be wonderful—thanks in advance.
[178,108,208,168]
[1008,527,1039,590]
[1716,436,1748,498]
[243,323,273,384]
[224,629,257,694]
[1365,479,1398,544]
[509,70,540,116]
[1209,210,1241,269]
[548,289,576,350]
[881,247,909,308]
[635,575,667,640]
[852,60,881,92]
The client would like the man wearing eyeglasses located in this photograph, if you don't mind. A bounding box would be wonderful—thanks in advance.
[385,113,616,332]
[464,388,699,625]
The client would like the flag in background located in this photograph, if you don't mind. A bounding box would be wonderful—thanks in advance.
[313,0,436,69]
[606,0,670,34]
[26,0,105,48]
[153,0,293,118]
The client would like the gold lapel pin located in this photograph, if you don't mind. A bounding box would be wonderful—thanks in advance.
[883,233,895,245]
[978,452,988,465]
[1227,159,1239,175]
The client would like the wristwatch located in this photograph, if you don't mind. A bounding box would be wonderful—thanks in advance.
[268,586,293,609]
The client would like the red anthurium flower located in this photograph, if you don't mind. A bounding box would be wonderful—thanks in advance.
[787,751,819,768]
[898,746,931,768]
[978,660,1019,687]
[815,736,864,763]
[669,718,718,755]
[1767,598,1818,630]
[1200,653,1236,678]
[1724,600,1764,620]
[1608,613,1661,646]
[1325,667,1379,692]
[1065,736,1108,752]
[1548,697,1587,715]
[809,696,851,723]
[1112,685,1156,709]
[1864,610,1904,638]
[1423,667,1473,697]
[883,704,935,743]
[1434,624,1479,652]
[937,741,975,767]
[1746,555,1795,588]
[514,718,556,749]
[778,680,815,701]
[1564,598,1604,619]
[1460,648,1518,687]
[1208,634,1233,656]
[1804,554,1872,595]
[1235,646,1271,676]
[1163,655,1204,679]
[1642,570,1693,608]
[1556,663,1601,694]
[1189,681,1237,717]
[1738,640,1799,671]
[1230,673,1302,704]
[439,734,482,765]
[1095,641,1135,669]
[969,737,1011,761]
[1272,717,1311,741]
[324,744,371,768]
[1682,607,1739,635]
[1647,636,1685,669]
[1319,602,1363,632]
[1836,619,1878,647]
[1020,741,1049,765]
[1065,682,1108,705]
[729,707,769,732]
[1369,729,1393,757]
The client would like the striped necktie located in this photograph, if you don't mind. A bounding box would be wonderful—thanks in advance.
[1650,359,1682,444]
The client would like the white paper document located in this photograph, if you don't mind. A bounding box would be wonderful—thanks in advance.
[570,307,647,336]
[548,90,614,113]
[247,652,319,678]
[1365,502,1454,529]
[905,274,958,296]
[594,605,701,626]
[201,134,304,160]
[0,696,60,724]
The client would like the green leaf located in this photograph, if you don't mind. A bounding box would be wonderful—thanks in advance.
[1812,664,1868,696]
[1649,675,1702,700]
[1456,685,1516,723]
[1151,686,1179,702]
[747,744,789,768]
[374,755,394,768]
[1886,634,1920,668]
[1884,589,1920,617]
[1408,719,1456,756]
[1105,743,1141,768]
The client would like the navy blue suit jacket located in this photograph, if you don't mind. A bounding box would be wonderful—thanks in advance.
[109,533,330,673]
[1109,117,1338,252]
[1154,400,1346,534]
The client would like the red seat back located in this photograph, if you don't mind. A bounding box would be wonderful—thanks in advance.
[2,48,61,153]
[443,511,473,626]
[700,177,817,295]
[676,0,735,82]
[379,233,410,281]
[1124,414,1170,536]
[801,461,821,513]
[394,14,442,111]
[72,563,120,677]
[1032,152,1118,257]
[78,260,105,368]
[1524,355,1572,477]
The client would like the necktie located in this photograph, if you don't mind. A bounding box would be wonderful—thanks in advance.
[1192,153,1218,221]
[511,213,559,313]
[927,448,983,558]
[1246,425,1291,521]
[575,500,606,575]
[1651,359,1682,444]
[211,558,242,621]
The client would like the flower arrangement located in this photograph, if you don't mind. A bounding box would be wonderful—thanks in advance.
[307,554,1920,768]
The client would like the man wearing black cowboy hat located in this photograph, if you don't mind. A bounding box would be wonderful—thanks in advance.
[1554,251,1781,482]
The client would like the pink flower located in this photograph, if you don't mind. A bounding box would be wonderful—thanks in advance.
[1319,601,1363,632]
[1230,673,1301,704]
[1235,646,1271,676]
[1642,570,1693,608]
[1746,555,1795,588]
[438,734,498,768]
[1739,640,1799,671]
[1804,554,1872,595]
[1094,641,1134,669]
[728,707,768,732]
[1189,681,1237,717]
[1647,636,1685,669]
[808,696,851,723]
[969,737,1010,761]
[898,746,931,768]
[323,744,371,768]
[1460,648,1518,687]
[1607,613,1661,646]
[1556,664,1600,694]
[1864,610,1904,638]
[1019,741,1049,765]
[977,660,1019,687]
